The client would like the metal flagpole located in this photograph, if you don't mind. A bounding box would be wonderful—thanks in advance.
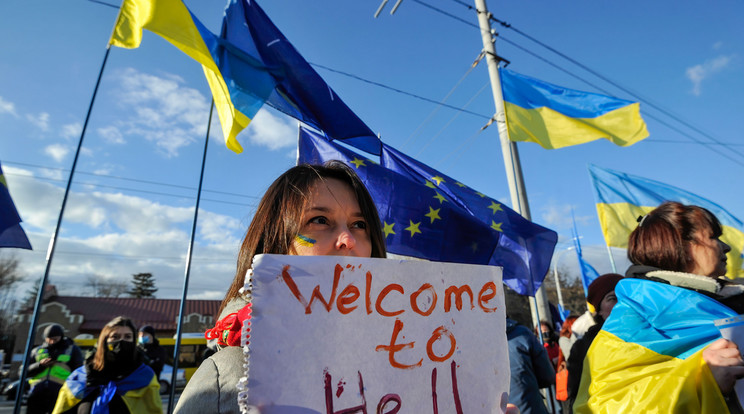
[13,46,112,414]
[605,244,617,273]
[167,100,214,413]
[472,0,552,328]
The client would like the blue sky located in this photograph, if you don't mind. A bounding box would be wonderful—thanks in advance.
[1,0,742,301]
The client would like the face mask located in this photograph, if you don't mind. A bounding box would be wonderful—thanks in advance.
[138,336,150,345]
[106,340,135,361]
[541,332,551,342]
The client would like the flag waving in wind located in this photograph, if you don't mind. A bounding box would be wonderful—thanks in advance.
[110,0,381,155]
[298,126,558,295]
[589,164,744,277]
[0,162,32,250]
[500,68,649,149]
[571,214,599,298]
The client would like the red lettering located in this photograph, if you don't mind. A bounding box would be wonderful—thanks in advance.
[337,284,360,314]
[432,361,463,414]
[281,264,343,314]
[410,283,437,316]
[444,286,474,312]
[375,284,404,317]
[478,281,498,312]
[365,271,373,315]
[426,326,456,363]
[324,369,367,414]
[376,395,401,414]
[375,319,422,369]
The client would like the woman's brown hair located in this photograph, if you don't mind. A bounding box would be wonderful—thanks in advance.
[218,161,387,315]
[627,201,723,273]
[91,316,138,371]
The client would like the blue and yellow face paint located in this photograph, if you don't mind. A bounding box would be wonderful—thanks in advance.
[294,234,316,247]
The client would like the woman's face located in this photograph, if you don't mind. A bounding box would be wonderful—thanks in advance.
[291,178,372,258]
[598,291,617,320]
[107,326,134,343]
[690,229,730,277]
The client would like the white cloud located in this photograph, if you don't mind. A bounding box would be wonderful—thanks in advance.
[27,112,50,131]
[5,170,242,299]
[686,54,735,96]
[61,122,82,140]
[540,203,591,230]
[243,108,296,150]
[44,144,70,162]
[0,96,18,117]
[97,125,126,144]
[114,68,210,157]
[713,41,723,50]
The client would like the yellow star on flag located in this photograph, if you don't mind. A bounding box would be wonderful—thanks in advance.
[383,221,395,238]
[431,176,445,186]
[475,192,486,198]
[425,207,441,224]
[433,192,448,204]
[488,201,503,214]
[425,180,436,189]
[455,182,467,188]
[350,157,366,169]
[491,221,503,232]
[405,220,422,237]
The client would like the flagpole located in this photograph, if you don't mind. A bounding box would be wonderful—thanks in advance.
[13,46,112,414]
[473,0,552,327]
[605,244,617,273]
[167,100,214,413]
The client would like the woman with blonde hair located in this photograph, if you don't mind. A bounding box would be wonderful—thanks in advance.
[53,316,161,413]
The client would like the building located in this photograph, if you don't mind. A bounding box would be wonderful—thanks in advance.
[12,285,220,354]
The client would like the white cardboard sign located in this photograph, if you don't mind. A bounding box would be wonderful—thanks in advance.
[715,315,744,405]
[246,254,509,413]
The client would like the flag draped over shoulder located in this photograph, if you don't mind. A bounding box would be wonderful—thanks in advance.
[298,127,499,267]
[588,164,744,278]
[380,144,558,295]
[0,162,32,250]
[109,0,381,155]
[500,68,648,149]
[574,278,733,413]
[298,126,558,295]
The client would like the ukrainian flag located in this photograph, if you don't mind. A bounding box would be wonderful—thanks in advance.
[589,164,744,278]
[109,0,275,154]
[500,69,648,149]
[574,278,736,413]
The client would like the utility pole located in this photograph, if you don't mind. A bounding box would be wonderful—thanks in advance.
[472,0,552,329]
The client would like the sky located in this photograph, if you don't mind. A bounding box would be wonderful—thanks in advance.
[0,0,742,303]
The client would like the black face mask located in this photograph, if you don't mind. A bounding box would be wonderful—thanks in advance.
[106,340,135,362]
[541,332,552,342]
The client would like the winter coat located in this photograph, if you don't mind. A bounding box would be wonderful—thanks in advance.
[174,297,248,414]
[506,318,556,414]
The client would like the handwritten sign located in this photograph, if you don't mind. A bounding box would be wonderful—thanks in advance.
[715,315,744,405]
[246,254,509,413]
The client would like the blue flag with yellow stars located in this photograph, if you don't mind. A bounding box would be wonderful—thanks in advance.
[0,162,31,250]
[299,127,499,265]
[381,144,557,295]
[298,126,557,295]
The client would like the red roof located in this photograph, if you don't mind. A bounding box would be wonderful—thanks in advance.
[32,296,221,332]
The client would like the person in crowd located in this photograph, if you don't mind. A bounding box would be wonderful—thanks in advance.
[574,202,744,413]
[507,317,556,414]
[25,323,84,414]
[52,316,162,414]
[138,325,167,378]
[565,273,622,413]
[539,320,560,369]
[174,162,387,414]
[557,315,578,361]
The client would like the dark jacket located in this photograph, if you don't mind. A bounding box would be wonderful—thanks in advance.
[139,341,167,378]
[566,320,602,413]
[26,337,84,387]
[507,318,555,414]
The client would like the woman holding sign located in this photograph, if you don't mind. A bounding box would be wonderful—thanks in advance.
[574,202,744,413]
[175,162,387,413]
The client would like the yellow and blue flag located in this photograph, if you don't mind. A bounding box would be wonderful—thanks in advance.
[500,69,649,149]
[110,0,381,155]
[574,278,734,413]
[0,162,31,250]
[589,164,744,278]
[298,126,558,295]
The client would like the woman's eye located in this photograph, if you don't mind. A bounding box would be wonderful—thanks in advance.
[352,221,367,230]
[309,216,328,225]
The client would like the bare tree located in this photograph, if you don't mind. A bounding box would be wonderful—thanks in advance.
[0,254,24,335]
[85,275,128,298]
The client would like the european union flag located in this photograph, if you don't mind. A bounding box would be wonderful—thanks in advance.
[0,162,32,250]
[299,127,498,265]
[380,145,557,295]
